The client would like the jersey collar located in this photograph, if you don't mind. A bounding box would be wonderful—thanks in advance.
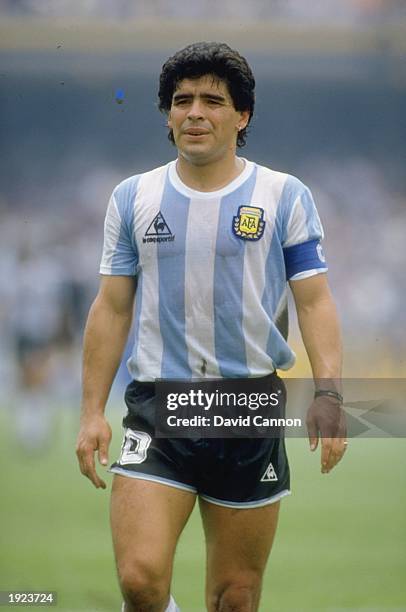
[168,158,254,200]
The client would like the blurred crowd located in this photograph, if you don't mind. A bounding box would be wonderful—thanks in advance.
[1,0,405,25]
[0,165,125,448]
[300,156,406,361]
[0,165,118,399]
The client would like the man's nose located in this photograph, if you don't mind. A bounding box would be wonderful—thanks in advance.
[187,98,204,120]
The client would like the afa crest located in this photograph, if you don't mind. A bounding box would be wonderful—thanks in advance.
[233,206,265,241]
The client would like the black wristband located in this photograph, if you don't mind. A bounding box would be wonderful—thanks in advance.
[314,389,343,403]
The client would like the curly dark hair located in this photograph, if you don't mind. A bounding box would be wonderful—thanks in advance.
[158,42,255,148]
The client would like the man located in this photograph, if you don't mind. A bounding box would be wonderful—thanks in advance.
[76,42,346,612]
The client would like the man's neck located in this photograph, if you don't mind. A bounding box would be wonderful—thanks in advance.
[176,153,245,192]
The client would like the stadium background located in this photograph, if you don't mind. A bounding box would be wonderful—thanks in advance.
[0,2,405,611]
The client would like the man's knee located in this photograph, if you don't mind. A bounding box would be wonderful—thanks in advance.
[213,575,262,612]
[118,561,169,612]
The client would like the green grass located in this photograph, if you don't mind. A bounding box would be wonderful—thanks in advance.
[0,407,405,612]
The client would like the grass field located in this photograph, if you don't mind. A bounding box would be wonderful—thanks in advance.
[0,406,405,612]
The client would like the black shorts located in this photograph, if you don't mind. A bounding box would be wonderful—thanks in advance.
[110,374,291,508]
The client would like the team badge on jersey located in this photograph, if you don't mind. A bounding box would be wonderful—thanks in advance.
[233,206,265,241]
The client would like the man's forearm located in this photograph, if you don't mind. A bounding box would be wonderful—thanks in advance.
[296,293,342,389]
[81,297,133,416]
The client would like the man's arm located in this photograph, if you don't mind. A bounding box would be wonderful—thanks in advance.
[76,275,136,489]
[289,273,346,473]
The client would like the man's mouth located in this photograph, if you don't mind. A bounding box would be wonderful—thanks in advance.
[184,128,210,136]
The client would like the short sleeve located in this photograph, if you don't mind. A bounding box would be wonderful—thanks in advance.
[99,177,139,276]
[280,177,328,281]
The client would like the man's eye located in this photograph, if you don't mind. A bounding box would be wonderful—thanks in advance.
[174,99,189,105]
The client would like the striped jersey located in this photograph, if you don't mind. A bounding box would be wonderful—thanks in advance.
[100,158,327,381]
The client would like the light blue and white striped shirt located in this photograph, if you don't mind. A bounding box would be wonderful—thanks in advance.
[100,159,327,381]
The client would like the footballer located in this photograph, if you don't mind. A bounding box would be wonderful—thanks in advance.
[76,42,347,612]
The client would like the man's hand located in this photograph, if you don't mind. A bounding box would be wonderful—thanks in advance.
[76,414,112,489]
[306,396,347,473]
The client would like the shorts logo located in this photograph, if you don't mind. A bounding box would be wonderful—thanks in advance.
[119,429,152,465]
[143,212,175,244]
[260,462,278,482]
[233,206,265,241]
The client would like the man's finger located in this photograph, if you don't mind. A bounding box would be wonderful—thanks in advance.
[76,447,88,478]
[329,437,347,470]
[98,440,109,467]
[83,459,106,489]
[306,418,319,451]
[320,437,333,473]
[77,446,106,489]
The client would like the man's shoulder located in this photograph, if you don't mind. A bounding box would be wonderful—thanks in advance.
[253,161,307,192]
[250,162,311,208]
[113,162,170,198]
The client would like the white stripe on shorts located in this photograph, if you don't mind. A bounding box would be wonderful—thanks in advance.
[199,488,291,509]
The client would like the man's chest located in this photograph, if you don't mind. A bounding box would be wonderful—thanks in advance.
[133,195,278,266]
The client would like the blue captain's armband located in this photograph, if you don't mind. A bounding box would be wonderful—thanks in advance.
[283,239,328,280]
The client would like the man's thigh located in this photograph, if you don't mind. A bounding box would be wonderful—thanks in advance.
[111,474,196,586]
[199,497,281,612]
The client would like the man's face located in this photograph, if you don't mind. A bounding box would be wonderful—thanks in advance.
[167,75,249,165]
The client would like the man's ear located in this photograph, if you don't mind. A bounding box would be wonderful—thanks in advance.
[167,113,172,129]
[238,110,250,130]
